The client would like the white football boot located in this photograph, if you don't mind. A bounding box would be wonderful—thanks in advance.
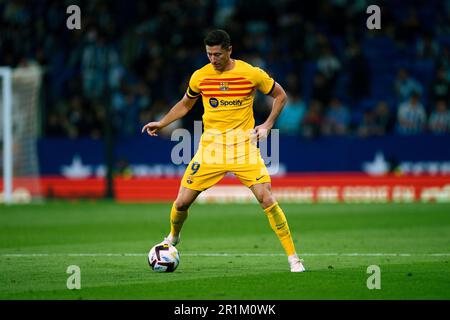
[164,233,180,246]
[288,254,306,272]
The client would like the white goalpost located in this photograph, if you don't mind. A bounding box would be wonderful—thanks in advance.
[0,67,13,204]
[0,65,43,204]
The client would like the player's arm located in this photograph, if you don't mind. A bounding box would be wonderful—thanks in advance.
[141,94,198,136]
[253,82,287,140]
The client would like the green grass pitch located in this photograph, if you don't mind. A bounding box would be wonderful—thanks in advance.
[0,201,449,300]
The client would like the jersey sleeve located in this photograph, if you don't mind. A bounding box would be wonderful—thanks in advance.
[254,67,276,95]
[186,70,201,99]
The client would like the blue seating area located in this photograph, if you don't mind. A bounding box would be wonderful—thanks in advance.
[1,0,448,138]
[273,0,449,133]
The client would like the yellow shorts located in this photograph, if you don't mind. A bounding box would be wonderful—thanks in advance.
[181,145,271,191]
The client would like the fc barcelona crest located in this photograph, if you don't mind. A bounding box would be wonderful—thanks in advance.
[219,82,229,91]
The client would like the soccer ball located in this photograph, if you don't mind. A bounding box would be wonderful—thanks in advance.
[148,242,180,272]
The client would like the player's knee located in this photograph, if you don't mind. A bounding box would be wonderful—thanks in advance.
[174,199,191,211]
[258,192,276,209]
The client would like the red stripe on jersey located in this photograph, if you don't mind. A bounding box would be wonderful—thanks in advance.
[202,77,246,81]
[201,86,254,92]
[200,81,252,86]
[202,93,252,97]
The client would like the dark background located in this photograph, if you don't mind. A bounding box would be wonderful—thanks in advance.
[1,0,448,139]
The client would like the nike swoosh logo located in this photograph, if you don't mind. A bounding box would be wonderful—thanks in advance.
[256,176,264,181]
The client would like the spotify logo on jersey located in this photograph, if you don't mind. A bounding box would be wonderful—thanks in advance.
[209,97,243,108]
[209,98,219,108]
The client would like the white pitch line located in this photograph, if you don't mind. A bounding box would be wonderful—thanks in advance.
[1,253,450,257]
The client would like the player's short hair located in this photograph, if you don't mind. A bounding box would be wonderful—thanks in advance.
[204,29,231,49]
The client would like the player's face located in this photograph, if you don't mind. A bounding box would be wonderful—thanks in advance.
[206,45,232,71]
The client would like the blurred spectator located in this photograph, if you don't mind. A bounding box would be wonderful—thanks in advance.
[311,72,332,106]
[437,46,450,79]
[276,91,306,135]
[284,72,302,94]
[65,96,87,138]
[435,8,450,38]
[316,45,341,94]
[416,32,440,60]
[322,97,350,136]
[429,67,449,105]
[303,23,326,60]
[345,42,370,102]
[45,111,67,137]
[373,101,394,135]
[396,7,421,44]
[89,102,107,139]
[301,100,323,139]
[428,100,450,135]
[357,101,394,137]
[396,92,427,135]
[395,68,424,103]
[357,110,377,138]
[81,30,121,99]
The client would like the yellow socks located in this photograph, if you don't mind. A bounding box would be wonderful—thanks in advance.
[170,203,188,238]
[169,201,297,257]
[264,202,296,257]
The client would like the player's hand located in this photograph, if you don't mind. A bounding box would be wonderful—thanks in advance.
[141,121,163,136]
[251,123,272,143]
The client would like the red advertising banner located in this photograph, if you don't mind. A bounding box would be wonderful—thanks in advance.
[25,174,450,203]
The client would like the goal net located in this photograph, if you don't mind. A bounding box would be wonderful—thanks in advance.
[1,64,43,204]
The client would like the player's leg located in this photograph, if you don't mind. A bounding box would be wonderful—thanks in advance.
[166,185,201,246]
[250,182,305,272]
[166,155,227,246]
[231,139,304,271]
[250,182,297,255]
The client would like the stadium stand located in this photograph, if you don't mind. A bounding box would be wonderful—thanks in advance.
[1,0,449,139]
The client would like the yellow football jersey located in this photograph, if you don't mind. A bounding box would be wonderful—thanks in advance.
[186,59,275,148]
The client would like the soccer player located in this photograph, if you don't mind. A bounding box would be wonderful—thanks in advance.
[142,29,305,272]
